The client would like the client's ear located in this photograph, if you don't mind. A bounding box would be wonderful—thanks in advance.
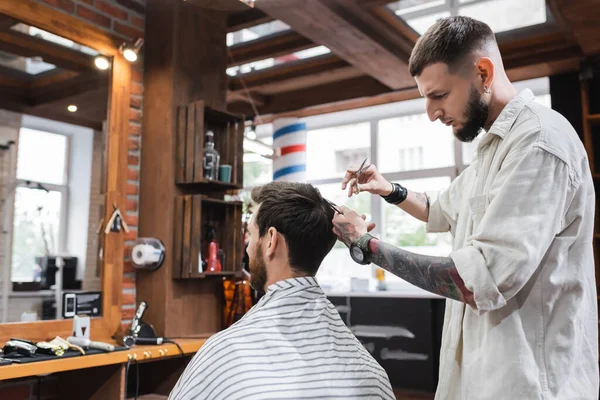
[266,227,279,258]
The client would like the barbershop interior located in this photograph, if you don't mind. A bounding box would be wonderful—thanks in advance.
[0,0,599,399]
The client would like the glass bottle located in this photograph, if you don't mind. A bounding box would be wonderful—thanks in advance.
[202,130,220,181]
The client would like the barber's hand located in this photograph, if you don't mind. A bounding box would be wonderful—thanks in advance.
[342,164,392,198]
[332,206,375,247]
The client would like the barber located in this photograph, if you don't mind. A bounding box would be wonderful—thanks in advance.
[332,16,598,400]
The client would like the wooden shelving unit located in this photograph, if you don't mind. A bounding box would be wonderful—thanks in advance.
[581,69,600,356]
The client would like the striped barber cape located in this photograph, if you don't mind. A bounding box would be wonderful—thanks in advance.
[169,277,395,400]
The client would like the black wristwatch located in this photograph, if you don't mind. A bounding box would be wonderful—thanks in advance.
[349,233,375,265]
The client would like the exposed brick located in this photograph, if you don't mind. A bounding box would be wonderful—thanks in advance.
[113,21,143,39]
[124,214,138,227]
[131,14,144,30]
[125,229,137,241]
[126,198,138,212]
[128,155,139,166]
[96,0,128,20]
[42,0,75,13]
[131,82,143,96]
[131,68,143,83]
[76,5,111,28]
[121,307,135,320]
[123,260,135,273]
[127,167,139,181]
[122,292,135,306]
[126,182,138,195]
[128,138,139,151]
[115,0,145,15]
[129,108,141,122]
[130,96,142,109]
[0,384,31,400]
[129,123,141,135]
[79,0,94,5]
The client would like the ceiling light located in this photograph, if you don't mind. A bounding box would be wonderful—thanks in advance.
[120,38,144,63]
[94,56,110,70]
[67,105,77,112]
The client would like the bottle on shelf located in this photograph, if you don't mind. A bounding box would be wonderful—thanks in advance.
[206,226,222,273]
[203,130,220,181]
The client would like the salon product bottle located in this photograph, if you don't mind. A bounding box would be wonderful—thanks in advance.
[206,227,222,272]
[203,130,220,181]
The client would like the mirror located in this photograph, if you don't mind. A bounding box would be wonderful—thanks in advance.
[0,13,110,323]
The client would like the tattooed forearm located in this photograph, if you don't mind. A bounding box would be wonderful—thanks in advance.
[414,192,430,217]
[368,238,474,306]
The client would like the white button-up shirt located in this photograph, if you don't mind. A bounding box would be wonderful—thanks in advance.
[427,89,599,399]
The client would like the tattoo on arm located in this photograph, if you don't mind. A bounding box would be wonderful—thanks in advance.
[414,192,430,216]
[368,239,474,306]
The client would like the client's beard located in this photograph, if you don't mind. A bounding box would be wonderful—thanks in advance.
[455,85,489,143]
[249,245,267,294]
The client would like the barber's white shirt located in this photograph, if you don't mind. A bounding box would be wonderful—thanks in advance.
[169,277,395,400]
[428,89,599,399]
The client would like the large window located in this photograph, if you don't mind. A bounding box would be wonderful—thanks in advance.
[244,77,551,293]
[388,0,548,35]
[11,128,68,282]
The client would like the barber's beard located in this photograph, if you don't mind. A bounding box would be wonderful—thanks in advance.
[455,86,489,143]
[249,244,267,294]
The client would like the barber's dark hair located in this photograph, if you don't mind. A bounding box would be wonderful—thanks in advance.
[408,16,495,77]
[250,181,337,276]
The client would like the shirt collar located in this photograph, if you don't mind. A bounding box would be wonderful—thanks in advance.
[266,276,320,293]
[478,88,535,148]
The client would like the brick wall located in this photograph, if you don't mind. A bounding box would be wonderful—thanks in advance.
[0,1,144,397]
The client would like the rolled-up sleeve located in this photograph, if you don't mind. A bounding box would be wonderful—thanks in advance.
[427,169,468,234]
[451,146,575,314]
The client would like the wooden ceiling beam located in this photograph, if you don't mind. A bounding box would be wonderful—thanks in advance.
[27,72,108,106]
[228,30,314,67]
[0,30,95,72]
[227,8,274,32]
[229,54,350,92]
[0,14,18,30]
[255,0,414,89]
[546,0,600,55]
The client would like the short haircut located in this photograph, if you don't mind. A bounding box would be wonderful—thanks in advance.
[250,181,337,276]
[408,16,495,77]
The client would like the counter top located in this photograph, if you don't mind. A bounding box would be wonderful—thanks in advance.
[0,338,206,381]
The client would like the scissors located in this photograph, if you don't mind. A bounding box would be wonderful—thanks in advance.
[354,158,371,194]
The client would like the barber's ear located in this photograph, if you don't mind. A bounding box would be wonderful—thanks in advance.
[266,227,278,258]
[476,57,494,92]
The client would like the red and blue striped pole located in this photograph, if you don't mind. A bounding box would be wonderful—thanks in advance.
[273,118,307,182]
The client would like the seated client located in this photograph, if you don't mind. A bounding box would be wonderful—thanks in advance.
[169,181,395,400]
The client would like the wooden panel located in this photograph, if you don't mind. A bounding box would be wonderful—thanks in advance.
[182,195,192,279]
[0,339,206,381]
[175,106,187,183]
[228,30,314,67]
[172,196,184,279]
[547,0,600,56]
[227,8,274,32]
[28,72,109,106]
[185,104,196,181]
[193,103,205,182]
[256,0,414,89]
[190,195,202,277]
[58,364,125,400]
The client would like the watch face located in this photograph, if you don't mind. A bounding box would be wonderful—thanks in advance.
[350,244,364,263]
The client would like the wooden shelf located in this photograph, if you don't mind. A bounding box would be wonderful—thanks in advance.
[587,113,600,123]
[177,179,240,192]
[0,338,206,381]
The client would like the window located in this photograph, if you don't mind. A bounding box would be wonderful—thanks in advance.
[388,0,548,35]
[227,46,330,76]
[227,21,290,47]
[11,128,69,282]
[378,114,454,173]
[306,122,370,180]
[335,148,369,175]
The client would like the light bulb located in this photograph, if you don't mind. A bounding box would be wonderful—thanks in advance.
[123,48,138,62]
[94,56,110,70]
[67,105,77,113]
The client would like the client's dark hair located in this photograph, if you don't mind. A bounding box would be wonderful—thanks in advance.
[250,181,337,276]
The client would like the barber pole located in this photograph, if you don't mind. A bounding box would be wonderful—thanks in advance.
[272,118,307,182]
